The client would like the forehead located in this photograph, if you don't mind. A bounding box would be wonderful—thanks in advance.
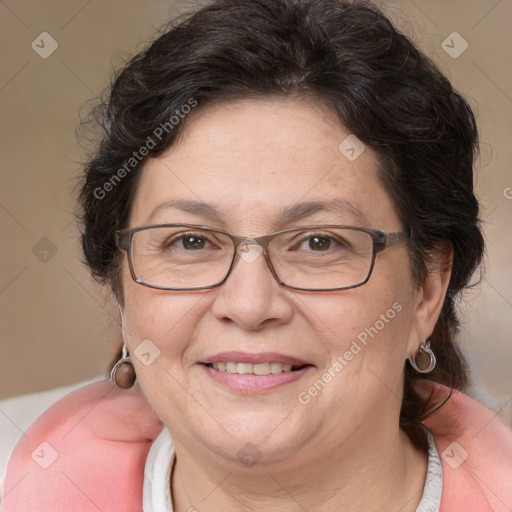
[130,98,400,232]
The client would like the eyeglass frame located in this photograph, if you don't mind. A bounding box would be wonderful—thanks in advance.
[115,223,411,292]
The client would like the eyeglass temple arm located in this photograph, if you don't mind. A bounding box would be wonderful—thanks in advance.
[384,229,412,247]
[115,231,130,252]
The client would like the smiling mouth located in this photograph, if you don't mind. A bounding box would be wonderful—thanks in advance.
[204,362,309,375]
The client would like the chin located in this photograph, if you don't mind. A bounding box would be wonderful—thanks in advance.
[183,408,318,466]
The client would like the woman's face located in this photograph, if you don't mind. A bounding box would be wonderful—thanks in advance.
[120,99,436,469]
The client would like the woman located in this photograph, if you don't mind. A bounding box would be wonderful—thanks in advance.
[2,0,511,510]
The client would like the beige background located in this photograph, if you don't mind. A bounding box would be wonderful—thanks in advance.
[0,1,511,413]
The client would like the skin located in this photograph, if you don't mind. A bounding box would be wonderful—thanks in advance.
[119,98,451,511]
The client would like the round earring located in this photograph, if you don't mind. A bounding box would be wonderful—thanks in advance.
[110,343,136,389]
[409,338,436,374]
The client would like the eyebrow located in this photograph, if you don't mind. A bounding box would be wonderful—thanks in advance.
[147,199,223,223]
[275,199,369,227]
[146,198,369,228]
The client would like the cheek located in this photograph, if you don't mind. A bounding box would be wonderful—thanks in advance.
[120,283,210,426]
[302,277,416,375]
[120,276,205,370]
[293,287,416,430]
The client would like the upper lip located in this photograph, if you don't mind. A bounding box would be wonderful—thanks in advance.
[200,351,311,366]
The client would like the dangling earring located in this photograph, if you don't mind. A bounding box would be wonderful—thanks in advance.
[409,338,436,374]
[110,343,136,389]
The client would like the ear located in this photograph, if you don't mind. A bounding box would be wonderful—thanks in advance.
[407,243,453,355]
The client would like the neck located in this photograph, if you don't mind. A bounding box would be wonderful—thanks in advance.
[170,426,428,512]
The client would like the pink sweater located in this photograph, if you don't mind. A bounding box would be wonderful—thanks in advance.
[1,380,511,511]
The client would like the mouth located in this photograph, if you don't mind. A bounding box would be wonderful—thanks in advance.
[204,361,309,375]
[199,352,314,393]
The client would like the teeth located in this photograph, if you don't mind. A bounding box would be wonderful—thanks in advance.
[271,362,292,374]
[253,362,270,375]
[226,362,238,373]
[210,362,296,375]
[237,363,253,374]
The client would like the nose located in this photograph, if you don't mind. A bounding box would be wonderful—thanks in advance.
[210,243,293,330]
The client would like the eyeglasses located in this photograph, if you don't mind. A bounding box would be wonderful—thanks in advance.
[115,224,411,292]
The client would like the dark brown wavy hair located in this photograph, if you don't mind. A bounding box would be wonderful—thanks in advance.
[78,0,484,448]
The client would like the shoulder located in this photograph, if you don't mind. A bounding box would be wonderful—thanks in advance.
[1,380,163,512]
[420,381,512,512]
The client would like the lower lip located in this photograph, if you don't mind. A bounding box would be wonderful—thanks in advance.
[201,364,313,393]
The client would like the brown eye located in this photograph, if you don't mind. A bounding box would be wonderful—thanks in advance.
[181,235,206,250]
[164,232,210,251]
[308,235,331,251]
